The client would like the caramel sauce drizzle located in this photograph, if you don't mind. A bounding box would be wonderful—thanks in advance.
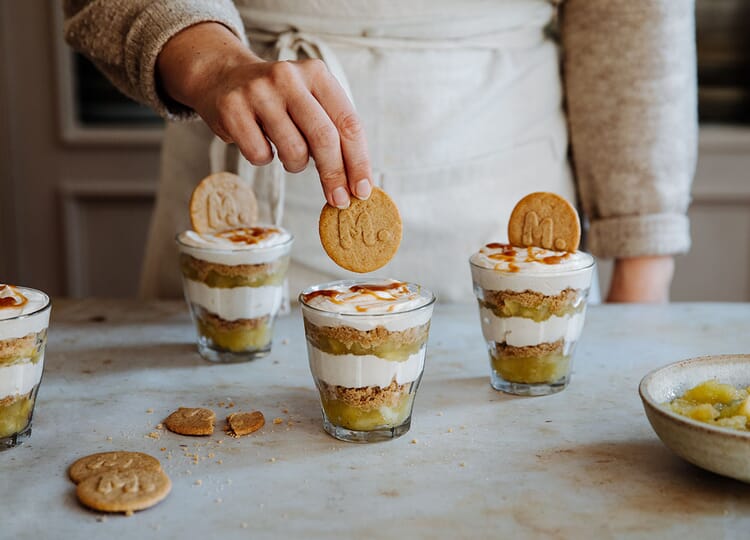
[301,282,414,312]
[0,284,29,310]
[483,242,569,273]
[217,227,280,245]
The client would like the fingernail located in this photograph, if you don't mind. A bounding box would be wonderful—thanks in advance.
[332,187,350,209]
[354,179,372,200]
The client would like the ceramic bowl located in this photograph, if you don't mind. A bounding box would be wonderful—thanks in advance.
[639,354,750,483]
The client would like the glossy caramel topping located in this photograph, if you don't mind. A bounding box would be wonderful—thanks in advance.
[301,281,417,313]
[481,242,571,272]
[216,227,281,245]
[0,285,28,310]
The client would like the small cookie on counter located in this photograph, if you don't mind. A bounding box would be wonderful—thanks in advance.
[189,172,258,234]
[164,407,216,436]
[507,192,580,252]
[76,468,172,514]
[69,451,162,484]
[227,411,265,437]
[319,186,402,273]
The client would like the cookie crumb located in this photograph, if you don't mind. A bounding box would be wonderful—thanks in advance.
[269,457,276,463]
[460,462,466,468]
[194,480,202,486]
[146,408,154,414]
[447,428,453,433]
[160,447,166,452]
[125,510,134,517]
[437,412,444,416]
[273,417,283,425]
[217,459,223,464]
[146,431,160,440]
[282,409,289,414]
[106,436,113,441]
[410,439,418,444]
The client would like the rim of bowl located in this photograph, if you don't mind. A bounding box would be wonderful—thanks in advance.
[639,354,750,441]
[468,250,596,275]
[298,278,436,317]
[174,229,294,254]
[0,285,52,322]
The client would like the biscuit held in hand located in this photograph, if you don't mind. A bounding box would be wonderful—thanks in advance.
[190,172,258,234]
[319,186,402,273]
[507,192,580,252]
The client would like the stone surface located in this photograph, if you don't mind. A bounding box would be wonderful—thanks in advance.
[2,300,750,538]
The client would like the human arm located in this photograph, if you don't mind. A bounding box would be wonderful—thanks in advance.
[63,2,372,208]
[560,0,697,303]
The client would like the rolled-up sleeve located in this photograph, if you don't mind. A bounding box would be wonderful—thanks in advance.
[561,0,697,258]
[63,0,247,120]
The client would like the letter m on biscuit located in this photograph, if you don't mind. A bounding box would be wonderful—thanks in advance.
[339,210,377,248]
[521,211,555,249]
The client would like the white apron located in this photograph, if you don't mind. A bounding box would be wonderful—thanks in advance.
[140,0,576,303]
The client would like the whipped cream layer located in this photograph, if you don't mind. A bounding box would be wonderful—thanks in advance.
[0,358,44,398]
[479,308,587,348]
[0,286,51,340]
[471,244,594,295]
[307,345,425,388]
[177,226,292,265]
[300,279,434,332]
[184,279,282,321]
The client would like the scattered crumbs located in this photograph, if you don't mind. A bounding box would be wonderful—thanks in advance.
[156,423,163,430]
[437,412,444,416]
[215,498,223,504]
[282,409,289,414]
[208,452,215,458]
[217,459,223,465]
[218,402,226,408]
[96,516,107,523]
[125,510,134,517]
[166,455,172,460]
[459,462,466,468]
[146,408,154,414]
[160,447,166,452]
[410,439,418,444]
[447,428,453,433]
[269,457,276,463]
[287,420,294,426]
[228,402,235,408]
[106,436,113,441]
[241,522,249,529]
[180,444,188,448]
[194,480,202,486]
[460,425,466,430]
[146,432,160,440]
[273,418,283,425]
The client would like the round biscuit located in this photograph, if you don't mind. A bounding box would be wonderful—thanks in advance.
[76,468,171,514]
[68,451,162,484]
[318,187,402,273]
[507,192,580,252]
[189,172,257,234]
[164,407,216,436]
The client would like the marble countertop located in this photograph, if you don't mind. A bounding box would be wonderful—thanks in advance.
[2,300,750,539]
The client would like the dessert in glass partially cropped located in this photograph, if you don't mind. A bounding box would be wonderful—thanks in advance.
[177,226,293,362]
[300,279,435,443]
[470,243,595,396]
[0,284,51,449]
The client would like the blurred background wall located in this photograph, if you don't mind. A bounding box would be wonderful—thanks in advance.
[0,1,749,300]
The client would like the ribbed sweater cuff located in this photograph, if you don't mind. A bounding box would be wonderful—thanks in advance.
[588,213,691,259]
[125,0,247,120]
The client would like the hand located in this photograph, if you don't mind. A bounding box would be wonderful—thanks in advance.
[606,256,674,303]
[157,22,372,209]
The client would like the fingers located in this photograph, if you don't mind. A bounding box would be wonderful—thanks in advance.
[307,64,372,201]
[208,58,372,208]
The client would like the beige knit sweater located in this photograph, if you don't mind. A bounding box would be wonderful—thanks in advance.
[63,0,697,259]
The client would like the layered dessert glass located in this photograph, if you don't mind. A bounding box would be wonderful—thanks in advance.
[0,284,51,449]
[177,226,293,362]
[470,243,595,396]
[300,279,435,443]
